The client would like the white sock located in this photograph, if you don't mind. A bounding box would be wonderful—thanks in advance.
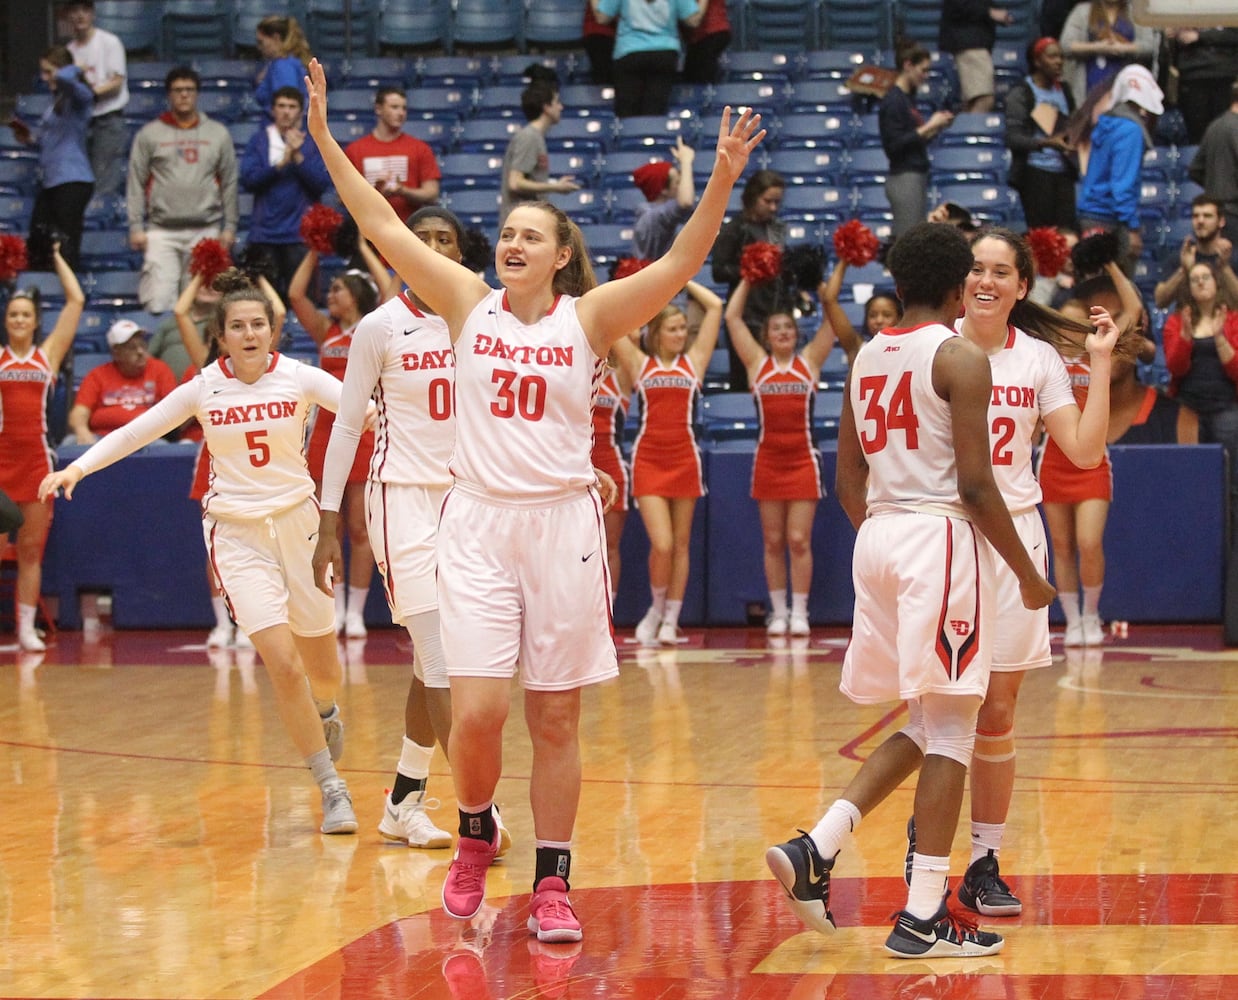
[971,821,1005,864]
[1082,585,1102,618]
[396,735,434,781]
[347,584,368,618]
[650,586,667,617]
[211,594,230,629]
[907,855,950,919]
[17,603,37,636]
[334,587,346,624]
[769,590,788,618]
[1058,591,1080,627]
[791,592,808,617]
[662,599,682,629]
[808,799,861,860]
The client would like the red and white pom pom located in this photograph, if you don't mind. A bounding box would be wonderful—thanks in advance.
[300,204,344,254]
[0,234,29,282]
[612,257,652,280]
[1028,226,1071,278]
[739,241,782,284]
[832,219,880,268]
[188,238,232,283]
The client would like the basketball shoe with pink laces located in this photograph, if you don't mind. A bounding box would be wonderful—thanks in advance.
[442,830,500,920]
[526,876,583,942]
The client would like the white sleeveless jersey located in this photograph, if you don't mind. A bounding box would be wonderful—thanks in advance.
[851,322,964,516]
[73,353,342,520]
[320,292,455,511]
[964,322,1076,510]
[451,289,606,497]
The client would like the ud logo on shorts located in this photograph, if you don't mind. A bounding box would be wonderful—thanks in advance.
[949,619,971,637]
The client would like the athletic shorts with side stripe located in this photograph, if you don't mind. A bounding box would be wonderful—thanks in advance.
[436,485,618,692]
[842,511,995,705]
[204,497,336,639]
[987,508,1052,672]
[366,481,448,625]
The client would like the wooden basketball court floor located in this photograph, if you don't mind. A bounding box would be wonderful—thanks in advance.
[2,622,1236,1000]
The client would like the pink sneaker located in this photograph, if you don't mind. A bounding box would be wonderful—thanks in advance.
[442,832,500,920]
[526,876,583,942]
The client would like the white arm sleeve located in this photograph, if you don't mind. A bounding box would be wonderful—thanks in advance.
[319,310,386,512]
[72,382,202,477]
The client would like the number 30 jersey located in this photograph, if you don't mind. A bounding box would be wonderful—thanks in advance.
[850,322,963,517]
[451,288,606,498]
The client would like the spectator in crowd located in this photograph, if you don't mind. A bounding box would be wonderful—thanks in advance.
[1060,0,1158,101]
[582,2,617,85]
[682,0,732,86]
[241,86,332,303]
[253,14,311,116]
[710,169,786,391]
[1005,37,1080,229]
[1188,81,1238,224]
[1162,258,1238,527]
[149,270,221,380]
[1168,29,1238,144]
[344,87,440,224]
[499,79,580,224]
[632,138,696,260]
[0,245,85,651]
[1076,63,1163,269]
[126,67,239,314]
[1154,195,1238,309]
[939,0,1015,114]
[9,47,94,271]
[64,0,128,199]
[592,0,704,118]
[879,41,955,240]
[67,319,178,445]
[820,257,904,366]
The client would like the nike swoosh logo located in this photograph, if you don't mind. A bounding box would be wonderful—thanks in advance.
[212,388,223,394]
[806,848,826,887]
[487,309,497,315]
[401,327,421,336]
[581,551,594,562]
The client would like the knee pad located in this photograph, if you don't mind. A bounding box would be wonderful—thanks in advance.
[899,699,928,754]
[974,726,1015,764]
[922,692,980,768]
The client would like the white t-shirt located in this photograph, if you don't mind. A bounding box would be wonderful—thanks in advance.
[67,27,128,118]
[320,292,456,510]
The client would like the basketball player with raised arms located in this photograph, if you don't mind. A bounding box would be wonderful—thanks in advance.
[40,269,360,838]
[765,222,1056,959]
[305,56,764,943]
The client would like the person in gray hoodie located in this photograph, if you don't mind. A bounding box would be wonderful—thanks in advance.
[126,66,238,314]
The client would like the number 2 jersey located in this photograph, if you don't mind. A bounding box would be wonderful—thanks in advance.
[72,353,342,520]
[451,288,606,498]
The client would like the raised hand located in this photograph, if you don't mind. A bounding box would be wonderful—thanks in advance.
[305,58,330,139]
[713,107,765,184]
[1085,305,1120,357]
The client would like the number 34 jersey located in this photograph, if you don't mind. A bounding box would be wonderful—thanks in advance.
[451,289,607,498]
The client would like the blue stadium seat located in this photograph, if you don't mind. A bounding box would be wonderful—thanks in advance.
[88,270,143,309]
[843,146,890,184]
[340,57,413,90]
[743,0,819,52]
[779,184,849,222]
[929,145,1009,185]
[611,114,700,153]
[0,195,33,233]
[813,388,845,438]
[766,148,845,186]
[194,58,258,89]
[581,222,636,264]
[12,270,68,305]
[784,79,857,115]
[161,0,231,62]
[407,85,476,122]
[71,310,115,354]
[771,112,852,150]
[0,159,36,196]
[71,352,113,391]
[324,117,372,146]
[523,1,587,50]
[95,0,162,56]
[378,0,451,54]
[821,0,895,50]
[196,89,246,123]
[701,392,760,441]
[598,150,667,190]
[604,187,648,224]
[545,115,615,155]
[547,189,608,225]
[305,0,378,61]
[82,194,125,231]
[705,80,788,117]
[559,83,616,116]
[490,54,573,86]
[415,55,491,88]
[850,182,895,216]
[439,152,507,191]
[932,182,1017,223]
[441,188,502,230]
[938,112,1006,147]
[796,49,871,80]
[451,0,523,52]
[79,232,141,272]
[719,50,795,84]
[326,88,383,120]
[455,118,522,152]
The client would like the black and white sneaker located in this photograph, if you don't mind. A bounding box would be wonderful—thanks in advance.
[957,851,1022,916]
[884,894,1004,958]
[765,831,836,935]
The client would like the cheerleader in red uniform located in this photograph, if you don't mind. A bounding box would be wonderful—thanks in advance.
[820,256,903,367]
[591,364,632,590]
[174,270,286,648]
[0,244,84,650]
[724,277,837,636]
[617,280,722,644]
[289,244,385,638]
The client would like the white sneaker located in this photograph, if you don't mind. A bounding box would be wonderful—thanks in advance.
[789,613,810,637]
[206,624,233,648]
[1063,621,1084,646]
[1080,614,1105,646]
[656,620,679,645]
[493,804,512,860]
[634,607,661,646]
[233,629,254,650]
[18,629,46,652]
[320,778,358,835]
[378,791,451,848]
[766,614,788,636]
[344,613,367,639]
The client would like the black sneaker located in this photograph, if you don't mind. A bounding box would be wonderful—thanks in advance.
[903,815,915,886]
[765,831,836,935]
[957,851,1022,916]
[884,894,1004,958]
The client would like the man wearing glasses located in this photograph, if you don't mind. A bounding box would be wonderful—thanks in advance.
[126,67,238,314]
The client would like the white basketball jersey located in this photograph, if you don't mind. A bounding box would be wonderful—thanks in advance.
[851,322,964,516]
[451,289,606,497]
[969,323,1076,510]
[321,292,455,511]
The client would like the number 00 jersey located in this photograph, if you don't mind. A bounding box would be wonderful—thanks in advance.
[451,289,606,498]
[850,322,964,517]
